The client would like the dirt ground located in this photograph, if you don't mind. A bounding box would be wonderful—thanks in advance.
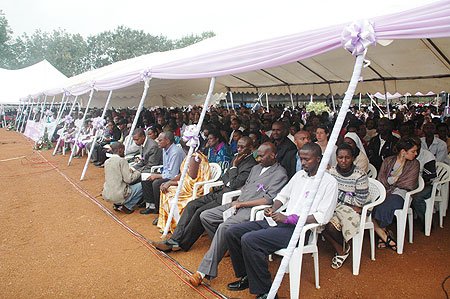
[0,128,449,299]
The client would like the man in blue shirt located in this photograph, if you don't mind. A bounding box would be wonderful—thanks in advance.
[140,131,186,215]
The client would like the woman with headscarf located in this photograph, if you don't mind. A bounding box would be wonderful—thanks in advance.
[344,132,369,173]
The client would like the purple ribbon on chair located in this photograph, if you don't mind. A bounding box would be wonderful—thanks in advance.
[257,184,266,192]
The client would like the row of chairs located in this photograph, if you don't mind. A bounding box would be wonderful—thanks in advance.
[149,161,449,298]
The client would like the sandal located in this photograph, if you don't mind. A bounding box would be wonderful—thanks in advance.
[385,230,397,252]
[377,236,388,249]
[331,246,350,269]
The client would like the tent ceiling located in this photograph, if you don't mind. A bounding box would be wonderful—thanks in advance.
[223,38,450,96]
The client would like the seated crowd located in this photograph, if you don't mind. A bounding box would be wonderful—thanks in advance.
[38,102,449,298]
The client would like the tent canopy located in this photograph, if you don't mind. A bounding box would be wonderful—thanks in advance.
[26,0,450,108]
[0,60,68,104]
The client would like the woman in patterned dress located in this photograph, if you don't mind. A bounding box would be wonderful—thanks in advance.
[157,142,211,233]
[323,143,369,269]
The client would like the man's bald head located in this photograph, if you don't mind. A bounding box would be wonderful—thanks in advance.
[257,142,277,167]
[294,130,311,151]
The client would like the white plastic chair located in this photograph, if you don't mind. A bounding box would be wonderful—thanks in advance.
[250,205,320,299]
[394,176,424,254]
[351,178,386,275]
[150,165,163,173]
[424,162,450,235]
[221,190,242,205]
[367,163,377,179]
[191,163,222,200]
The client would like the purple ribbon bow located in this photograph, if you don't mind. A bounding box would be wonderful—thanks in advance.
[257,184,266,192]
[341,19,376,56]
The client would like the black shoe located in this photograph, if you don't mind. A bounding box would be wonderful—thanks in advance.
[151,239,181,252]
[140,208,158,215]
[113,204,121,211]
[138,201,147,208]
[94,162,103,166]
[118,205,134,214]
[152,218,158,225]
[256,293,278,299]
[90,160,98,163]
[227,275,249,291]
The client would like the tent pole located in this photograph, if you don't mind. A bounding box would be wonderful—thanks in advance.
[359,93,362,111]
[49,95,56,112]
[49,94,68,141]
[327,83,336,112]
[68,89,95,166]
[162,77,216,238]
[54,94,67,126]
[32,97,41,121]
[16,101,27,132]
[266,93,270,112]
[287,85,295,109]
[80,90,113,181]
[22,98,34,133]
[310,94,313,105]
[382,80,390,119]
[229,90,235,112]
[447,93,449,107]
[268,50,369,299]
[224,92,230,112]
[125,78,151,151]
[39,95,47,122]
[53,96,78,156]
[14,102,22,128]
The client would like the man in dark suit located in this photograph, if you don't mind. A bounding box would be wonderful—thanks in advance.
[367,118,398,171]
[281,130,311,179]
[187,142,288,287]
[131,128,162,173]
[151,136,257,252]
[271,121,296,163]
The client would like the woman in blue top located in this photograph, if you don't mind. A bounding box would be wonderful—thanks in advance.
[207,129,233,173]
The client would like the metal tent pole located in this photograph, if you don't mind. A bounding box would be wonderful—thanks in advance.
[49,94,68,142]
[53,96,78,155]
[68,89,95,166]
[162,77,216,237]
[39,95,48,121]
[80,90,113,181]
[125,77,151,151]
[268,49,369,299]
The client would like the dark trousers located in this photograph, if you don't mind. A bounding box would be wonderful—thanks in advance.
[141,178,170,210]
[225,220,295,295]
[171,189,226,251]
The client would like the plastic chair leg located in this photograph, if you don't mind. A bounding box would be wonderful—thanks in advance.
[439,202,445,228]
[424,198,434,236]
[369,227,376,261]
[352,232,363,275]
[395,214,407,254]
[312,251,320,289]
[408,212,414,243]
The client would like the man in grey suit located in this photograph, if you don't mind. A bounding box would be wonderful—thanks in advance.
[187,142,288,286]
[131,128,162,173]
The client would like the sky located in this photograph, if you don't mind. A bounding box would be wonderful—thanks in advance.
[2,0,437,39]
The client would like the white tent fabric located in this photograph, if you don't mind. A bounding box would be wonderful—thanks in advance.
[13,1,450,108]
[0,60,68,104]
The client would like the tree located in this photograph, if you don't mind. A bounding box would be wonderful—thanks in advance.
[173,31,215,49]
[0,10,13,68]
[0,11,216,77]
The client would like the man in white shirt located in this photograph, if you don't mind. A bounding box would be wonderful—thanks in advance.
[224,142,338,299]
[421,122,449,164]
